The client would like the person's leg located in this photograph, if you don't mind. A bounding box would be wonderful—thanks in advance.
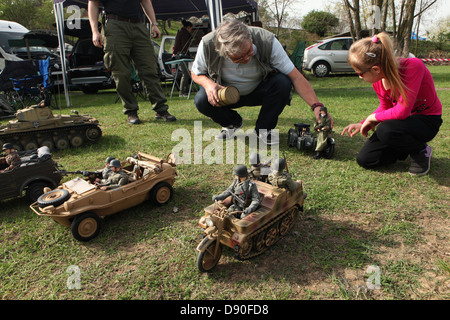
[194,87,243,127]
[102,20,137,116]
[357,115,442,170]
[131,24,175,121]
[251,73,292,133]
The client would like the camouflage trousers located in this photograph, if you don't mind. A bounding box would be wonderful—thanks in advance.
[102,19,168,114]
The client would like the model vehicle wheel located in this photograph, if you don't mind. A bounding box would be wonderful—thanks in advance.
[55,136,70,150]
[265,224,278,247]
[323,139,335,159]
[40,137,54,150]
[71,212,101,242]
[255,231,266,252]
[26,181,53,204]
[85,127,102,142]
[197,240,222,272]
[37,189,70,208]
[70,135,84,147]
[279,208,297,236]
[23,140,39,150]
[313,61,331,77]
[287,128,298,147]
[150,182,173,206]
[236,237,252,260]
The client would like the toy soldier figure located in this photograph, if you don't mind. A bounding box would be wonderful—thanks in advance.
[212,165,261,219]
[97,159,128,190]
[0,143,21,173]
[248,152,271,182]
[95,156,115,179]
[268,158,300,192]
[313,106,332,159]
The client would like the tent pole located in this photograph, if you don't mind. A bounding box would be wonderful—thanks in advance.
[53,1,71,108]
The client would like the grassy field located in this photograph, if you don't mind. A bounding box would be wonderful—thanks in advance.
[0,66,448,302]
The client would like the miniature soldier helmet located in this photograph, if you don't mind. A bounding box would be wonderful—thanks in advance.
[110,159,122,168]
[2,143,13,150]
[320,106,328,114]
[233,164,248,178]
[249,152,261,165]
[272,158,286,171]
[105,156,115,164]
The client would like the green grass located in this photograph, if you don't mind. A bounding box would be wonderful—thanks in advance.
[0,66,449,301]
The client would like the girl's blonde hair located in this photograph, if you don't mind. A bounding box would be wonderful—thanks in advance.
[348,32,408,104]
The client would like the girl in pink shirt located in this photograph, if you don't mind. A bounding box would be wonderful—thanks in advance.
[341,33,442,176]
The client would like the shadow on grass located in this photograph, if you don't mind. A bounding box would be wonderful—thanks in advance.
[207,213,397,289]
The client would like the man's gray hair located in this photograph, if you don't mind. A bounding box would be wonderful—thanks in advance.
[214,20,252,57]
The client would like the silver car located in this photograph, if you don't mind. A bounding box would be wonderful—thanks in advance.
[302,37,354,77]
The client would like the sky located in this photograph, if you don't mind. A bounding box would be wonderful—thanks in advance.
[289,0,450,36]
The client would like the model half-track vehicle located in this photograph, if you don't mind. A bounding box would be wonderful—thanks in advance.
[287,123,335,159]
[0,105,102,151]
[30,152,177,241]
[196,178,306,272]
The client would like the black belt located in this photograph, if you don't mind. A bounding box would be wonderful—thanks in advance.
[105,14,142,24]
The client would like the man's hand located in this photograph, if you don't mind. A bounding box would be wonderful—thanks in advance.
[92,31,103,48]
[151,25,161,39]
[205,82,225,107]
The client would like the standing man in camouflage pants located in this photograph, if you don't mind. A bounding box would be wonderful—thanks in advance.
[88,0,176,124]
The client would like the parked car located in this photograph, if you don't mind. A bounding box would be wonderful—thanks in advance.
[0,146,63,203]
[302,37,354,77]
[30,152,177,241]
[65,19,177,94]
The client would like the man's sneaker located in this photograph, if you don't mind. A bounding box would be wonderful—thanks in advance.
[155,110,177,122]
[215,121,243,140]
[409,145,432,176]
[258,129,280,146]
[127,112,141,125]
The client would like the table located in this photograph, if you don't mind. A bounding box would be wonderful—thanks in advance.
[164,58,195,99]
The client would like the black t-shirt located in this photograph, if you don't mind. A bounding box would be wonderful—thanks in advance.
[92,0,144,19]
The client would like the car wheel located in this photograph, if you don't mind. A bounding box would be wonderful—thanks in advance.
[150,182,173,206]
[313,61,331,77]
[71,212,101,242]
[26,181,53,204]
[37,189,70,208]
[81,86,99,94]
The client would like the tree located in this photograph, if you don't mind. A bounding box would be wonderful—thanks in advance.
[301,11,339,37]
[0,0,55,30]
[341,0,439,57]
[257,0,298,37]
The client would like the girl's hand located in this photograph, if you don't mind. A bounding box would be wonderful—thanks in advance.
[341,123,362,138]
[360,114,379,137]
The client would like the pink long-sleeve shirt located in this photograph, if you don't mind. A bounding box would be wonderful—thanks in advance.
[371,58,442,122]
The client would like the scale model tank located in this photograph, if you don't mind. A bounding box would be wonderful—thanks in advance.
[0,105,102,151]
[196,179,306,272]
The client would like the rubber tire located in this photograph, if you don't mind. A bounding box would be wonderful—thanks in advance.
[313,61,331,77]
[71,212,101,242]
[196,240,222,272]
[37,189,70,208]
[150,182,173,206]
[26,181,53,204]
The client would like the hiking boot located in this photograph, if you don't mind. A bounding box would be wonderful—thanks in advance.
[409,144,432,176]
[155,110,177,122]
[127,112,141,125]
[215,121,243,140]
[257,129,280,146]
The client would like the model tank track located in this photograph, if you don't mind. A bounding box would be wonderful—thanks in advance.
[0,123,102,151]
[233,205,300,260]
